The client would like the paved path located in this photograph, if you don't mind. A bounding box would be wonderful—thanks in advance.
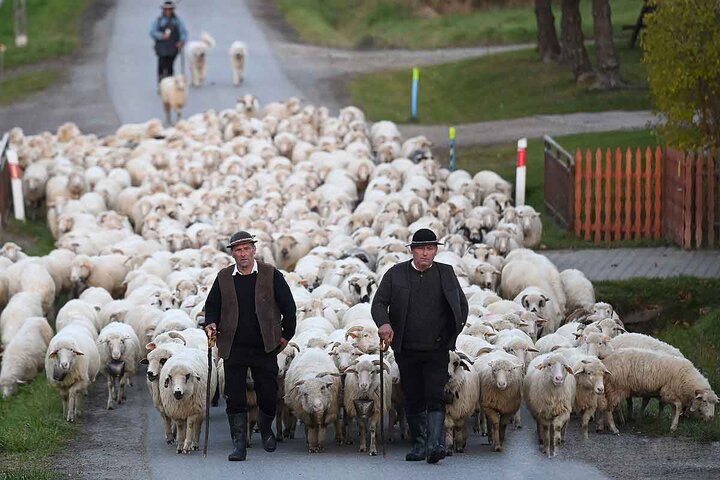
[106,0,301,125]
[543,247,720,281]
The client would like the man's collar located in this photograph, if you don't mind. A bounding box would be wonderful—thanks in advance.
[232,260,258,276]
[411,260,433,272]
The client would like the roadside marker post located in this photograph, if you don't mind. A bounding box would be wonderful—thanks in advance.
[411,67,419,120]
[6,148,25,222]
[449,127,457,172]
[515,137,527,206]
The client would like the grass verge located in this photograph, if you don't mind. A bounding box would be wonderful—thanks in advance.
[1,216,55,256]
[0,0,91,69]
[348,45,650,124]
[275,0,642,49]
[0,377,75,480]
[0,69,61,106]
[596,278,720,441]
[434,128,662,249]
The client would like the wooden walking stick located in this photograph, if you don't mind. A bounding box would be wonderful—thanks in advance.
[203,328,215,457]
[379,340,386,457]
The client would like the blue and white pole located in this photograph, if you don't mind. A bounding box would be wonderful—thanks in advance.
[411,67,419,120]
[449,127,457,172]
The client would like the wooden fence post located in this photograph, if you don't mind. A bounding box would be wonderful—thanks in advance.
[604,148,612,242]
[653,147,662,240]
[584,149,593,241]
[624,148,633,240]
[634,148,643,239]
[708,151,715,247]
[684,154,693,249]
[594,148,603,243]
[614,148,622,241]
[643,147,652,237]
[695,153,704,248]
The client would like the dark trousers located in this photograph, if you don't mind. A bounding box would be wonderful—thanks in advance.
[396,349,449,415]
[157,55,177,82]
[224,351,279,417]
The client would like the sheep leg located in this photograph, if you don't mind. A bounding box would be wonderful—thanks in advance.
[444,422,454,456]
[67,383,84,422]
[175,419,187,454]
[184,417,195,453]
[368,414,378,456]
[580,408,595,440]
[536,421,544,445]
[513,410,522,429]
[318,424,328,452]
[161,413,174,444]
[307,426,318,453]
[358,416,367,453]
[106,376,115,410]
[499,415,510,446]
[284,410,296,439]
[626,397,634,420]
[670,401,682,431]
[388,406,398,442]
[456,423,468,453]
[487,410,502,452]
[61,392,69,419]
[545,423,553,457]
[191,416,202,451]
[334,417,344,445]
[163,103,171,127]
[605,409,620,435]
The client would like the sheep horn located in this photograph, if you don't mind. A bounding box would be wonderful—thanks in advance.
[167,332,187,345]
[288,342,300,352]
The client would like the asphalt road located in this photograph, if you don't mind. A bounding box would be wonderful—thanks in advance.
[106,0,301,124]
[143,376,609,480]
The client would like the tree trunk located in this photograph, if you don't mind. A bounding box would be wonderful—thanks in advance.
[592,0,622,89]
[560,0,594,82]
[534,0,561,63]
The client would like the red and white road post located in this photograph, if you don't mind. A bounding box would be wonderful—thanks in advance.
[515,137,527,206]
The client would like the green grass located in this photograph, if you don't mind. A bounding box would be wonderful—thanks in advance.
[0,217,56,256]
[0,0,91,69]
[0,69,61,106]
[276,0,643,49]
[0,377,75,479]
[435,128,661,249]
[596,278,720,441]
[349,45,650,124]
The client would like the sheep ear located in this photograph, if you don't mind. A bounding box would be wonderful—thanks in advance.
[573,366,585,375]
[164,377,171,388]
[564,365,574,375]
[521,294,528,307]
[16,379,27,384]
[604,368,612,376]
[48,350,58,358]
[542,295,550,302]
[146,342,157,351]
[140,358,149,365]
[288,342,300,352]
[72,349,85,356]
[535,318,547,325]
[459,361,471,371]
[549,345,563,352]
[535,363,545,370]
[344,368,357,374]
[195,374,201,381]
[613,326,626,333]
[527,347,539,353]
[694,389,706,397]
[477,346,494,355]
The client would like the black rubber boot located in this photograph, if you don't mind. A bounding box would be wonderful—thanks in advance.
[258,411,277,452]
[227,412,247,461]
[426,410,446,464]
[405,412,427,461]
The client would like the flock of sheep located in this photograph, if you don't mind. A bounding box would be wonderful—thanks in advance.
[0,95,717,460]
[161,31,247,125]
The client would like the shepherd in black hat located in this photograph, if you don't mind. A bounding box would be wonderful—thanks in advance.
[202,231,296,461]
[371,228,467,464]
[149,1,188,86]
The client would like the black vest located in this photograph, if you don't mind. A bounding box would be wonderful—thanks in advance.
[154,15,181,57]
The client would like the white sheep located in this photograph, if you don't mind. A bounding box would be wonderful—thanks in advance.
[160,75,188,125]
[142,341,188,443]
[1,291,44,347]
[45,323,101,422]
[11,261,56,314]
[560,269,595,311]
[70,254,130,298]
[159,349,218,453]
[602,348,717,432]
[443,351,480,455]
[97,322,141,410]
[609,332,683,358]
[343,354,392,455]
[566,356,611,439]
[0,317,53,398]
[229,41,247,86]
[475,350,524,451]
[514,205,543,248]
[284,347,342,453]
[523,353,576,457]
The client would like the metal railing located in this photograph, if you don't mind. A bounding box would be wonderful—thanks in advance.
[543,135,575,230]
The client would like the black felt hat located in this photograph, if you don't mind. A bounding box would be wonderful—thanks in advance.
[407,228,444,247]
[226,231,257,249]
[160,1,176,9]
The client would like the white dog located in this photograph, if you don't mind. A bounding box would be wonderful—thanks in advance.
[229,41,247,86]
[185,32,216,87]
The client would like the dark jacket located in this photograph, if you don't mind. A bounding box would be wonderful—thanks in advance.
[371,260,468,353]
[149,14,188,57]
[204,261,296,359]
